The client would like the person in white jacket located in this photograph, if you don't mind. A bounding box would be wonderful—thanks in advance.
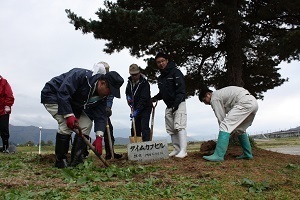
[199,86,258,162]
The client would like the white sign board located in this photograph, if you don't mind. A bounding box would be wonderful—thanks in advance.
[127,140,169,162]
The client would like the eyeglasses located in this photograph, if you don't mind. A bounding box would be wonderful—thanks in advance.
[131,73,140,76]
[156,58,167,65]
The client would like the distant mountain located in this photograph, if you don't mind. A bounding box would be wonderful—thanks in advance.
[289,126,300,131]
[9,124,57,145]
[8,124,198,146]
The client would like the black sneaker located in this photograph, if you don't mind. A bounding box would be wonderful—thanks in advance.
[105,153,123,160]
[114,153,123,159]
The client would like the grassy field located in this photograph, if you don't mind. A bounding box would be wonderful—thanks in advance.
[254,137,300,148]
[1,138,300,199]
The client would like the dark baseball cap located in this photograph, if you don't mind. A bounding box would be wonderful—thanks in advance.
[105,71,124,98]
[198,87,213,102]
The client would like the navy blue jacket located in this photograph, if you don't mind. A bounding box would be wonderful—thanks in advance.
[154,61,186,108]
[125,74,152,112]
[41,68,107,133]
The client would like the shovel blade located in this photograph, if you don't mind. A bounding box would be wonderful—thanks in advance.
[129,136,143,143]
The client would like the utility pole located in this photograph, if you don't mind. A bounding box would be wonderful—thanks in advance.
[39,127,42,154]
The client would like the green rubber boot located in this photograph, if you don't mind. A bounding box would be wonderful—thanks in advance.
[203,131,230,162]
[236,133,253,159]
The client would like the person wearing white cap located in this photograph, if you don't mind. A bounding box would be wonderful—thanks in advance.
[90,61,122,160]
[41,65,124,168]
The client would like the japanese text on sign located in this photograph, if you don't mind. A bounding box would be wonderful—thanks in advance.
[127,140,169,162]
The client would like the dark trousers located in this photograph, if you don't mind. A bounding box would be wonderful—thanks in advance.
[131,108,151,141]
[104,117,115,156]
[0,114,10,148]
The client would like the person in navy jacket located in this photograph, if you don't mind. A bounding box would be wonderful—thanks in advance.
[41,67,124,168]
[152,53,188,158]
[125,64,152,142]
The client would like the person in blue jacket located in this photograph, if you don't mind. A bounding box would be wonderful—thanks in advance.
[41,67,124,168]
[151,53,188,158]
[125,64,152,142]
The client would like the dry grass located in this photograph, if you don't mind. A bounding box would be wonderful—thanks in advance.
[0,140,300,199]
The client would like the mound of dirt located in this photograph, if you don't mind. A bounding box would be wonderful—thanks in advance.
[33,145,300,180]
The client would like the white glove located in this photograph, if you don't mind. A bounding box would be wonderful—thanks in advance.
[4,106,10,113]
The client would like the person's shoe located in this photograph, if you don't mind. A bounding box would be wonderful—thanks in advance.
[55,133,71,168]
[236,133,253,159]
[203,131,230,162]
[70,135,87,167]
[2,149,9,153]
[105,153,123,160]
[169,134,180,157]
[114,153,123,159]
[55,159,69,168]
[175,130,188,158]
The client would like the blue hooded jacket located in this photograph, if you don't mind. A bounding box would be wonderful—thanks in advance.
[41,68,107,133]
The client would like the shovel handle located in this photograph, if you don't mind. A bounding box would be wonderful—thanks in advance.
[106,118,114,159]
[150,101,157,141]
[74,124,109,167]
[129,105,138,143]
[132,116,138,143]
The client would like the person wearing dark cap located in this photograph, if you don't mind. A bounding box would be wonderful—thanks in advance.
[198,86,258,162]
[151,53,188,158]
[41,67,124,168]
[125,64,152,142]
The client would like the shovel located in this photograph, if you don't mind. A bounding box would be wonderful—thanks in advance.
[129,106,142,143]
[106,118,114,159]
[73,124,109,167]
[150,101,158,141]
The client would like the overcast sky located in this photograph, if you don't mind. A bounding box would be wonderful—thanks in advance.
[1,1,299,141]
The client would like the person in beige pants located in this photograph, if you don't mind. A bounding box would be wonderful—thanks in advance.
[199,86,258,161]
[152,52,188,158]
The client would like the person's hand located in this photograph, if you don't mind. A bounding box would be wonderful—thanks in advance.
[106,107,112,117]
[4,106,10,114]
[130,110,139,119]
[66,116,78,129]
[92,136,103,155]
[126,96,133,106]
[172,105,179,113]
[151,97,157,102]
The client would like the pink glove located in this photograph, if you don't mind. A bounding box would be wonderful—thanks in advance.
[92,136,103,155]
[4,106,10,114]
[66,116,78,129]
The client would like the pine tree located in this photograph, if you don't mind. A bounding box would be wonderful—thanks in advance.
[66,0,300,99]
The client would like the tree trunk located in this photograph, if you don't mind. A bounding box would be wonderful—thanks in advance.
[223,0,244,87]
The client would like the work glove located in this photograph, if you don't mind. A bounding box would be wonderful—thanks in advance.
[126,95,133,106]
[106,107,112,117]
[66,116,78,130]
[172,105,179,113]
[130,110,139,119]
[4,106,11,114]
[92,136,103,155]
[151,97,157,102]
